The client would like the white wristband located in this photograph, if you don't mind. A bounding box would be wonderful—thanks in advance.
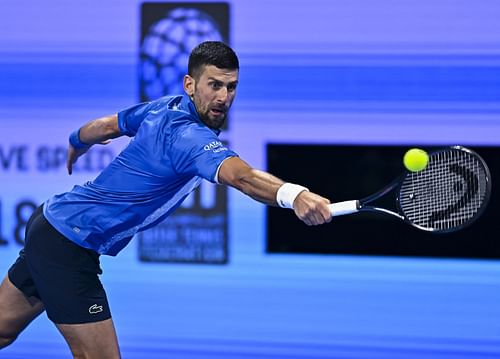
[276,183,309,209]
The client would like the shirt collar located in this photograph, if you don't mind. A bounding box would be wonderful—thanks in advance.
[181,95,221,135]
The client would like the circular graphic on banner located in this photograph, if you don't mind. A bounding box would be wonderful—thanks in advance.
[140,8,223,100]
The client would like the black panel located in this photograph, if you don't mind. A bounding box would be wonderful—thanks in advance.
[267,144,499,259]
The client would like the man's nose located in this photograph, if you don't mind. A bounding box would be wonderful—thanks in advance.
[216,87,229,103]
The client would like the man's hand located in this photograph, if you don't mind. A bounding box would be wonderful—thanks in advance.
[66,144,89,175]
[66,114,120,175]
[66,140,112,175]
[293,191,332,226]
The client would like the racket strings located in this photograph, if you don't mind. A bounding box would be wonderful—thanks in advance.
[399,149,488,231]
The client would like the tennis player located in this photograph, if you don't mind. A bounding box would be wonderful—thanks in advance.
[0,41,332,358]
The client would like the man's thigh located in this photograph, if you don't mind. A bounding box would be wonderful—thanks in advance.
[57,318,121,359]
[0,274,44,343]
[23,207,112,324]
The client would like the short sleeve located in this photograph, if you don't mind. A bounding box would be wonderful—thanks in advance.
[117,101,155,137]
[170,125,238,183]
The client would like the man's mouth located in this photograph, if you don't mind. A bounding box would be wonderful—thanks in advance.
[210,107,226,116]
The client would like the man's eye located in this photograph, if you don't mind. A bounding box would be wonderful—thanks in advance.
[228,84,237,92]
[210,82,222,89]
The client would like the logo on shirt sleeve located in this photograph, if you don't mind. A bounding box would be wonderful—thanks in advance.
[203,141,228,153]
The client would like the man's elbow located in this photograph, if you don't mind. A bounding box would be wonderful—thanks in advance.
[99,114,120,138]
[217,157,253,189]
[219,168,254,193]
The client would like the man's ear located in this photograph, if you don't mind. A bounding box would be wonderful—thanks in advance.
[183,75,195,97]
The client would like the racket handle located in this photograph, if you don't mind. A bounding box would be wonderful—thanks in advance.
[328,200,360,217]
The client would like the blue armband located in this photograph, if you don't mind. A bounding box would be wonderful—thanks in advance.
[69,129,90,149]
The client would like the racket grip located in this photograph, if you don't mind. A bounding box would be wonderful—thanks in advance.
[328,200,360,217]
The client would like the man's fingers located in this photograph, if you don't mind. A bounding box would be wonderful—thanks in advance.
[321,205,332,223]
[67,154,74,175]
[294,192,332,226]
[305,204,331,225]
[67,148,74,175]
[301,209,327,226]
[66,145,84,175]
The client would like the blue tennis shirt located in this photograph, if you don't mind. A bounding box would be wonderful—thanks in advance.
[43,95,238,256]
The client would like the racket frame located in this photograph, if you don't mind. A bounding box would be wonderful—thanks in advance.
[328,146,491,233]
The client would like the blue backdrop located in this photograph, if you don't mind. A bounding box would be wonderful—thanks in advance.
[1,0,499,358]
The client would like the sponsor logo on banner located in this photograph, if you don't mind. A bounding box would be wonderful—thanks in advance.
[137,179,229,264]
[138,3,231,264]
[140,2,230,102]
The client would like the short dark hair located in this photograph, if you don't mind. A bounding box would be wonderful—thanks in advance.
[188,41,239,79]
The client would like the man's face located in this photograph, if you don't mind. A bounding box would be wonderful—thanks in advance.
[184,65,239,129]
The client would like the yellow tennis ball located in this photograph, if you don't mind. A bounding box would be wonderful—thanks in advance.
[403,148,429,172]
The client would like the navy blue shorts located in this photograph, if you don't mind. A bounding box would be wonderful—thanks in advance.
[8,205,111,324]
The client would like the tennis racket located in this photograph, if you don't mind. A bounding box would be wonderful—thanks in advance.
[328,146,491,233]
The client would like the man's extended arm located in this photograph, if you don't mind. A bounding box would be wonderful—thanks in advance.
[77,114,121,144]
[218,156,332,226]
[66,114,121,174]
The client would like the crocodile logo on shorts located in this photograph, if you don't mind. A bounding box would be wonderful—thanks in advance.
[88,304,103,314]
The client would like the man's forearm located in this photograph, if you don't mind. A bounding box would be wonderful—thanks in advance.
[219,157,309,207]
[78,114,121,145]
[218,157,330,225]
[233,168,284,206]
